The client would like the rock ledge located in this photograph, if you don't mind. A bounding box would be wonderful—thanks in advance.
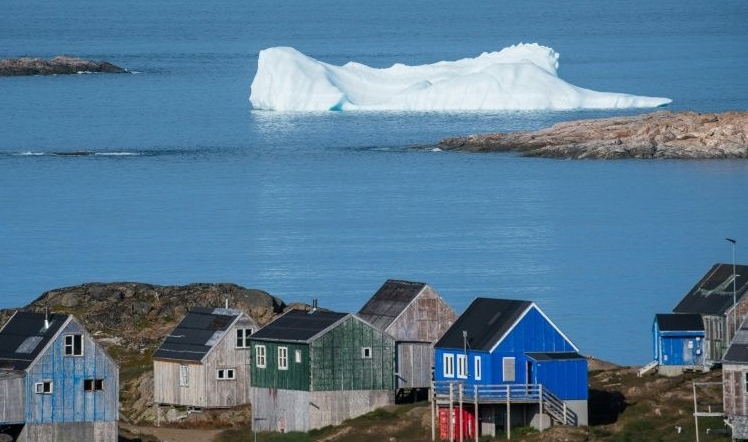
[439,110,748,159]
[0,55,128,76]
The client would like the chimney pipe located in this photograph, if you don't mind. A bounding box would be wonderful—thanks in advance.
[44,306,50,330]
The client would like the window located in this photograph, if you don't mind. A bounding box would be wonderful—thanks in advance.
[443,353,454,378]
[256,345,266,368]
[179,364,189,387]
[295,349,302,363]
[84,379,104,391]
[64,334,83,356]
[361,347,372,359]
[474,356,482,381]
[745,372,748,393]
[502,357,516,382]
[236,328,252,348]
[217,368,236,380]
[278,347,288,370]
[457,354,467,378]
[35,381,53,394]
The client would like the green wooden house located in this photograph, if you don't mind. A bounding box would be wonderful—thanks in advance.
[249,309,396,432]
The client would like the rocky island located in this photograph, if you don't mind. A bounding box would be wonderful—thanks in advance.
[0,55,128,76]
[439,110,748,159]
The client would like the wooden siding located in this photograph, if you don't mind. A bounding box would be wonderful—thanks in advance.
[153,321,251,408]
[250,342,310,391]
[19,421,117,442]
[703,315,726,363]
[385,287,456,343]
[0,372,25,423]
[250,387,394,432]
[25,318,118,426]
[311,316,395,391]
[395,342,433,389]
[724,364,748,417]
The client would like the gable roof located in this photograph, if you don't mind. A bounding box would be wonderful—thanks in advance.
[0,311,70,371]
[723,317,748,363]
[435,298,532,351]
[673,263,748,315]
[153,307,244,362]
[250,309,348,343]
[655,313,704,332]
[357,279,427,331]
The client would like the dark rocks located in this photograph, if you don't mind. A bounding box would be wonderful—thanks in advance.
[0,55,128,76]
[439,111,748,159]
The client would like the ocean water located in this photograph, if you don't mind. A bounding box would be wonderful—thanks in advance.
[1,0,747,365]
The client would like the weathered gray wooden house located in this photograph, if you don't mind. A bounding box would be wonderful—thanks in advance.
[722,316,748,439]
[153,306,258,411]
[673,263,748,364]
[357,279,456,399]
[0,311,119,442]
[249,309,396,432]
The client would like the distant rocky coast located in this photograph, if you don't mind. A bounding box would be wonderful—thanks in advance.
[439,110,748,159]
[0,56,128,76]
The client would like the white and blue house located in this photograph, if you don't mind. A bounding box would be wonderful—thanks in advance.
[432,298,587,439]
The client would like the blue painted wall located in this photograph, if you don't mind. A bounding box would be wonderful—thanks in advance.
[435,305,586,400]
[25,317,119,424]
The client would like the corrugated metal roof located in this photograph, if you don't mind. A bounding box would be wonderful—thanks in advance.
[525,352,585,361]
[655,313,704,332]
[723,318,748,363]
[673,263,748,315]
[250,309,347,343]
[0,311,68,371]
[435,298,531,351]
[153,307,242,362]
[357,279,426,331]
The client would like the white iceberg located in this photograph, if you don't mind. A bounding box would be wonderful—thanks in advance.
[249,44,672,112]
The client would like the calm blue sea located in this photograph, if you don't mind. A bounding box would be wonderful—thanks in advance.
[1,0,747,365]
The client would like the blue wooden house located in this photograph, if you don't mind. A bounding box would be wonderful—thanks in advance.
[0,311,119,442]
[643,313,705,377]
[432,298,587,439]
[249,308,396,433]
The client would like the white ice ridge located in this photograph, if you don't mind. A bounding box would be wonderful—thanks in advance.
[249,44,672,112]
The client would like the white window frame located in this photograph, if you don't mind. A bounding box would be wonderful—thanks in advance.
[255,345,267,368]
[457,354,468,379]
[295,349,302,363]
[216,368,236,380]
[474,356,482,381]
[502,357,516,382]
[35,380,53,394]
[278,347,288,370]
[443,353,455,378]
[64,334,83,356]
[361,347,372,359]
[236,328,252,348]
[179,364,189,387]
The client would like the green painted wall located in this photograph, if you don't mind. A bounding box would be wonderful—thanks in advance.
[250,342,310,391]
[311,317,395,391]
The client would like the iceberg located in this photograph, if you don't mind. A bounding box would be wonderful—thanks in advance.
[249,44,672,112]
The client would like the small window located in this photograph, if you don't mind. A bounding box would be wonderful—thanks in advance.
[295,349,302,363]
[217,368,236,380]
[474,356,482,381]
[278,347,288,370]
[179,364,189,387]
[64,334,83,356]
[361,347,372,359]
[745,372,748,393]
[84,379,104,391]
[35,381,53,394]
[443,353,455,378]
[457,354,468,378]
[502,357,515,382]
[256,345,266,368]
[236,328,252,348]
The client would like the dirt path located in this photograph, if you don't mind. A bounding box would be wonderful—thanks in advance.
[122,424,223,442]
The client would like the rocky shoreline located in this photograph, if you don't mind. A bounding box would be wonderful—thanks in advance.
[439,110,748,159]
[0,55,128,76]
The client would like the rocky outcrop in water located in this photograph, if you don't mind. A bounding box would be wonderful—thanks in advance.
[439,111,748,159]
[0,55,128,76]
